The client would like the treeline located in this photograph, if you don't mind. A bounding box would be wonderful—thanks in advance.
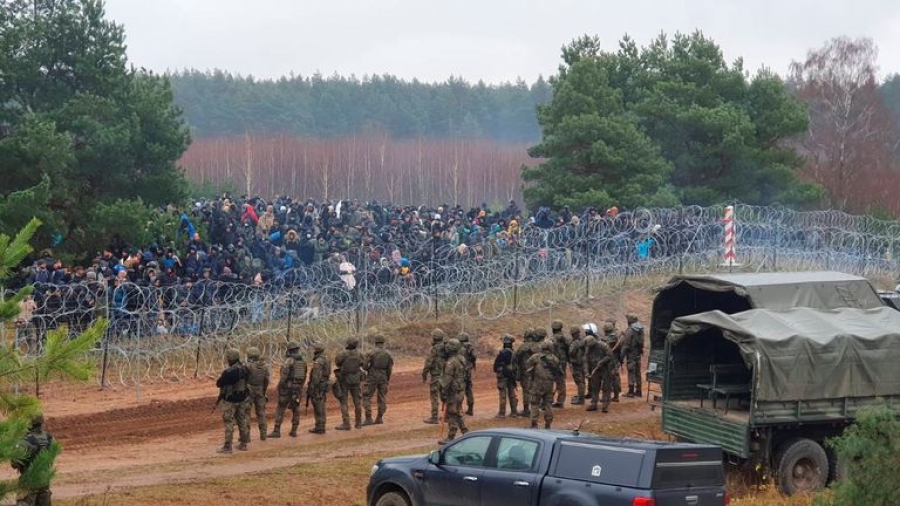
[182,133,532,206]
[168,70,552,142]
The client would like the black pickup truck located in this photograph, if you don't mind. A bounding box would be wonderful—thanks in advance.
[367,428,728,506]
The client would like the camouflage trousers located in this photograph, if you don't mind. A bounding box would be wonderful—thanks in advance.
[610,361,622,396]
[496,375,517,416]
[428,379,442,419]
[339,381,362,427]
[444,391,468,438]
[16,488,50,506]
[530,387,554,426]
[310,388,327,431]
[363,376,389,420]
[553,362,567,404]
[570,362,585,399]
[519,376,532,413]
[588,369,612,410]
[626,355,642,392]
[272,389,300,431]
[223,399,250,446]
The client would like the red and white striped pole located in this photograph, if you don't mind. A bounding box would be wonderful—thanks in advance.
[723,205,737,268]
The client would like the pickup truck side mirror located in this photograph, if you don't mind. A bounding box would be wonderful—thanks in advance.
[428,450,442,466]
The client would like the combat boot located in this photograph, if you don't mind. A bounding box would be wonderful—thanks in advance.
[437,435,455,445]
[544,421,551,429]
[635,388,642,398]
[355,415,363,429]
[586,404,598,412]
[551,402,563,408]
[362,412,375,426]
[374,413,384,424]
[259,426,267,441]
[334,423,351,431]
[530,421,538,428]
[612,394,620,403]
[494,412,506,419]
[237,442,248,451]
[289,424,298,437]
[216,443,233,454]
[423,417,439,424]
[308,427,325,434]
[571,396,584,405]
[626,386,636,398]
[267,427,281,439]
[465,406,474,416]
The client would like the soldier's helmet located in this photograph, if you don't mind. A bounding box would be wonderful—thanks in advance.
[551,320,564,331]
[431,328,445,342]
[312,342,326,353]
[373,334,386,345]
[540,340,554,352]
[247,346,261,359]
[603,322,615,334]
[569,326,582,337]
[583,322,599,337]
[626,313,638,323]
[446,338,462,352]
[535,327,548,339]
[225,348,241,363]
[523,328,534,341]
[501,334,514,345]
[346,337,359,349]
[31,412,44,427]
[286,341,301,354]
[457,332,470,343]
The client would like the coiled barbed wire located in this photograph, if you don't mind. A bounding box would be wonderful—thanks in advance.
[5,204,900,387]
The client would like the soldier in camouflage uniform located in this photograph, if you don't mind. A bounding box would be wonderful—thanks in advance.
[583,324,614,413]
[334,338,364,430]
[622,314,644,398]
[438,339,469,445]
[601,322,622,402]
[458,332,477,415]
[492,334,518,418]
[549,320,569,408]
[308,342,330,434]
[526,340,563,429]
[513,328,537,416]
[422,329,446,424]
[245,346,270,440]
[268,342,306,438]
[215,348,250,453]
[362,334,393,425]
[568,326,586,405]
[12,413,53,506]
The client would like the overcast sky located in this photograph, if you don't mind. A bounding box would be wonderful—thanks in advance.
[103,0,900,83]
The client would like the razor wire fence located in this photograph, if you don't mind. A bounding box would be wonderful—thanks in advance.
[4,203,900,391]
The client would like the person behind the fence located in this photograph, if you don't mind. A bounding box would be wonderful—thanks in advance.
[215,348,250,454]
[12,412,54,506]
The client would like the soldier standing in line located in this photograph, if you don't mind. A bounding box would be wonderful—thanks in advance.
[334,338,364,430]
[492,334,518,418]
[438,339,469,445]
[601,322,623,402]
[568,326,586,405]
[307,342,330,434]
[422,329,446,424]
[362,334,393,426]
[268,342,306,438]
[215,348,250,453]
[549,320,569,408]
[584,325,614,413]
[526,340,563,429]
[12,413,53,506]
[245,346,271,440]
[458,332,477,415]
[514,328,536,416]
[622,314,645,398]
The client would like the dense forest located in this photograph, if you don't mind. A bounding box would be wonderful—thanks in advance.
[168,71,552,142]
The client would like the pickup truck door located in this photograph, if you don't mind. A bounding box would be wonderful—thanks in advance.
[479,437,541,506]
[422,435,492,506]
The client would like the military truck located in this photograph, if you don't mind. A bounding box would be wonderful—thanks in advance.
[653,274,900,495]
[647,271,885,391]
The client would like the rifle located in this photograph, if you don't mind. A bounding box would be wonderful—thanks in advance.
[305,388,311,416]
[211,392,224,413]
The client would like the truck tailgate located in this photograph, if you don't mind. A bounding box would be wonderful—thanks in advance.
[652,446,727,506]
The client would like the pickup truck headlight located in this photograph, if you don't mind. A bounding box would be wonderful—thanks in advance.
[370,463,381,476]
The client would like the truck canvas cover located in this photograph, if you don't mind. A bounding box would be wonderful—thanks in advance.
[659,271,883,310]
[668,307,900,402]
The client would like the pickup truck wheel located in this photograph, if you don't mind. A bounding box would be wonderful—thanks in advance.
[375,491,411,506]
[775,438,828,495]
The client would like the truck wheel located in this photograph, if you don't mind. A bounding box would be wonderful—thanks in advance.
[375,491,411,506]
[775,438,828,495]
